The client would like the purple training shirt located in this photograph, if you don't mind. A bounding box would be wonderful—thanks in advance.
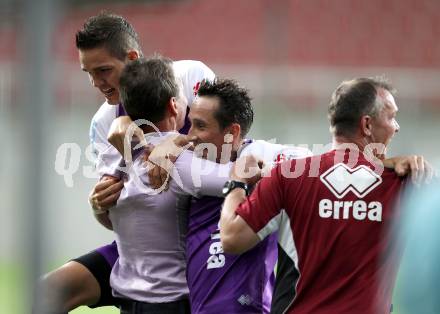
[186,195,277,314]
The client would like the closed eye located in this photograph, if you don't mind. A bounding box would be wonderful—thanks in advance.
[195,122,206,129]
[191,118,206,129]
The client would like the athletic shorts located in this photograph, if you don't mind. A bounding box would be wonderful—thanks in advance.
[119,298,191,314]
[71,241,120,308]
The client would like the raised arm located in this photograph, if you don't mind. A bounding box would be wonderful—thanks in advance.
[171,150,232,198]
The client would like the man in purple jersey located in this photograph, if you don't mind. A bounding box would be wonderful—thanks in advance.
[184,79,279,313]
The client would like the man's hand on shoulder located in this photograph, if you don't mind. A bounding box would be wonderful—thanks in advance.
[107,116,147,157]
[146,134,195,190]
[384,155,435,185]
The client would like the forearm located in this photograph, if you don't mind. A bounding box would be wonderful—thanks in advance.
[220,188,259,254]
[176,152,231,197]
[220,189,246,233]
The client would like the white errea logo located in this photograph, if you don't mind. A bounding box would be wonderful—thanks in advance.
[320,163,382,198]
[319,163,383,221]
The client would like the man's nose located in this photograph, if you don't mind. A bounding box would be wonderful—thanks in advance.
[89,74,103,88]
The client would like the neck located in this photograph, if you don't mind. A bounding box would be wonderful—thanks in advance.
[332,135,386,160]
[229,138,243,162]
[332,135,366,152]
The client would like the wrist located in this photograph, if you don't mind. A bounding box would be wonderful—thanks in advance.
[222,180,249,197]
[382,158,395,168]
[93,207,108,215]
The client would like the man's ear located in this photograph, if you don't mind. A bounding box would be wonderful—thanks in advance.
[168,97,179,117]
[360,115,373,137]
[227,123,242,143]
[126,50,140,61]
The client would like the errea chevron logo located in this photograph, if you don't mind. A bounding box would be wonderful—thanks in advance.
[320,163,382,199]
[237,294,253,306]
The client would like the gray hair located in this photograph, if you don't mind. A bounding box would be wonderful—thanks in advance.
[328,75,396,136]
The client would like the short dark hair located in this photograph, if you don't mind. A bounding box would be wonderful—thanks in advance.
[197,79,254,137]
[328,76,396,136]
[75,12,142,60]
[119,56,179,123]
